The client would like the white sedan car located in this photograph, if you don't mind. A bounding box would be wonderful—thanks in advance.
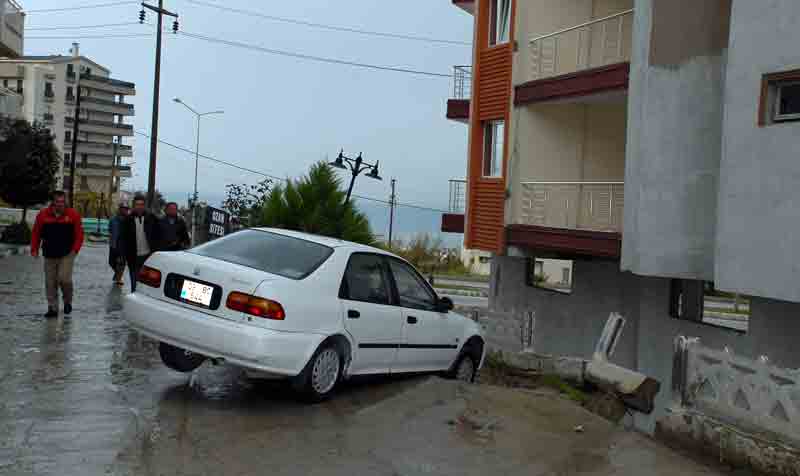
[123,228,485,400]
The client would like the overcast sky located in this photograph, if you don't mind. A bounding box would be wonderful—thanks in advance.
[24,0,473,240]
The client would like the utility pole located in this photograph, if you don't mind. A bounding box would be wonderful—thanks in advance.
[141,1,179,210]
[388,178,396,247]
[67,69,82,208]
[107,140,118,211]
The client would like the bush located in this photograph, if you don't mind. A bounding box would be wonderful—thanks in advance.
[1,221,31,244]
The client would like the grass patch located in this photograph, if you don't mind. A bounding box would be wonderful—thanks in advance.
[539,374,589,404]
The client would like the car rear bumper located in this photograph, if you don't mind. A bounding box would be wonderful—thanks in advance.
[123,293,324,377]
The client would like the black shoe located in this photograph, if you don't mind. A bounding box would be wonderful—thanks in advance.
[64,303,72,315]
[44,309,58,318]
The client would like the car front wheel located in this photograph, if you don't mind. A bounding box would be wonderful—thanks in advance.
[449,351,477,383]
[159,342,206,373]
[294,343,342,402]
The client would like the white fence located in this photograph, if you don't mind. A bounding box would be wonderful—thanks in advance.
[673,336,800,443]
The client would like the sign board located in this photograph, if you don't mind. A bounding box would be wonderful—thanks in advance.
[206,206,229,239]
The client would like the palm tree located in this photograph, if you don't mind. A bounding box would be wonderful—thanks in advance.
[255,162,375,245]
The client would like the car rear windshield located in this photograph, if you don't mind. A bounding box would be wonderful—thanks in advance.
[189,229,334,280]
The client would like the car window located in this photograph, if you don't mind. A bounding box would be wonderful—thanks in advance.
[190,229,333,280]
[341,254,391,305]
[388,259,438,311]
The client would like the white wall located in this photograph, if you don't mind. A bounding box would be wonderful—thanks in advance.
[715,0,800,303]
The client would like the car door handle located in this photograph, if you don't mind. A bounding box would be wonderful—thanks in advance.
[347,309,360,319]
[407,316,418,324]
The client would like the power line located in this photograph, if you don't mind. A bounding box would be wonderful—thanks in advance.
[24,26,450,78]
[133,130,449,213]
[178,30,451,78]
[183,0,470,47]
[24,1,138,13]
[26,33,153,39]
[26,22,141,30]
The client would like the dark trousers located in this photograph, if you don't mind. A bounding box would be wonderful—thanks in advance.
[128,255,149,292]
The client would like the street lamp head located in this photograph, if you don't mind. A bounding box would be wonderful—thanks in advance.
[173,97,182,103]
[329,150,347,170]
[366,161,382,181]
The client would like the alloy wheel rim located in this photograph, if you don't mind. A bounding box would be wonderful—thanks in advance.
[311,348,340,395]
[456,357,475,382]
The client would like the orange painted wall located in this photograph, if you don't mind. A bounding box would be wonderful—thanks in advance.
[464,0,515,253]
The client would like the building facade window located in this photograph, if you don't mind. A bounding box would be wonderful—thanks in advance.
[65,131,71,142]
[16,79,22,94]
[527,258,573,294]
[80,176,89,191]
[44,82,54,97]
[759,69,800,126]
[66,86,74,99]
[489,0,511,46]
[482,120,504,177]
[3,79,7,88]
[669,279,750,333]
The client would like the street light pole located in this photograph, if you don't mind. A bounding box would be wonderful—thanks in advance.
[329,150,382,204]
[173,98,223,246]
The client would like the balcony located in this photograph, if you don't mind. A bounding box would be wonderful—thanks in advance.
[441,179,466,233]
[42,113,54,124]
[508,181,624,258]
[452,0,474,14]
[82,96,135,116]
[43,91,55,103]
[69,163,132,178]
[516,9,633,105]
[66,71,76,83]
[80,74,136,96]
[65,117,134,136]
[446,65,471,123]
[64,140,133,157]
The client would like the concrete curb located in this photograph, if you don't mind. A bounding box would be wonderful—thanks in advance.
[435,288,489,298]
[0,244,29,258]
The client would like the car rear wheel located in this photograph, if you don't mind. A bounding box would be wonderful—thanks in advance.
[159,342,206,373]
[294,343,342,402]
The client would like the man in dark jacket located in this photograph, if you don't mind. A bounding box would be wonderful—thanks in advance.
[108,202,129,285]
[31,190,84,317]
[123,195,159,291]
[158,202,190,251]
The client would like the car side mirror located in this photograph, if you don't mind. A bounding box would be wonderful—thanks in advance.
[437,296,454,313]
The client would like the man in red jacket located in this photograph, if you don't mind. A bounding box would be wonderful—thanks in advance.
[31,190,84,318]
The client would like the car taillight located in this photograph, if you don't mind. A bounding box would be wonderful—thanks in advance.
[137,265,162,288]
[226,291,285,320]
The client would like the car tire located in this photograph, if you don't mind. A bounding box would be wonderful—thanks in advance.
[159,342,206,373]
[293,343,343,403]
[448,350,478,383]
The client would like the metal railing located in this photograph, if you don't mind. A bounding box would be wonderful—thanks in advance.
[519,181,624,232]
[448,179,467,213]
[528,9,633,82]
[82,74,136,90]
[452,65,472,100]
[65,117,133,130]
[81,96,134,109]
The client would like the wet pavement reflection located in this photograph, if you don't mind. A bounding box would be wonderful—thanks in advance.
[0,246,426,476]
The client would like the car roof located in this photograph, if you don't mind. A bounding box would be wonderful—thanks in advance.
[254,227,401,258]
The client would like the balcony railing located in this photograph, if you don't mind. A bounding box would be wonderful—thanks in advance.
[64,139,133,154]
[528,9,633,82]
[42,113,54,123]
[65,117,133,131]
[519,181,624,233]
[449,179,467,213]
[81,96,134,110]
[66,71,76,82]
[82,74,136,90]
[452,65,472,100]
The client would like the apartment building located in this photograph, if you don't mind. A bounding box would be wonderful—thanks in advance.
[0,0,23,59]
[0,43,135,202]
[446,0,800,437]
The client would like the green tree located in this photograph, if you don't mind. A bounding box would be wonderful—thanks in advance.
[255,162,374,245]
[0,118,59,223]
[222,178,272,226]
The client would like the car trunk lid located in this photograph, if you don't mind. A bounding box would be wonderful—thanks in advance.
[138,251,275,323]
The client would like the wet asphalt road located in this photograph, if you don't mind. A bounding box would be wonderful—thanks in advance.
[0,245,425,476]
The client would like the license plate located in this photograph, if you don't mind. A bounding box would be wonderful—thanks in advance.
[180,280,214,306]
